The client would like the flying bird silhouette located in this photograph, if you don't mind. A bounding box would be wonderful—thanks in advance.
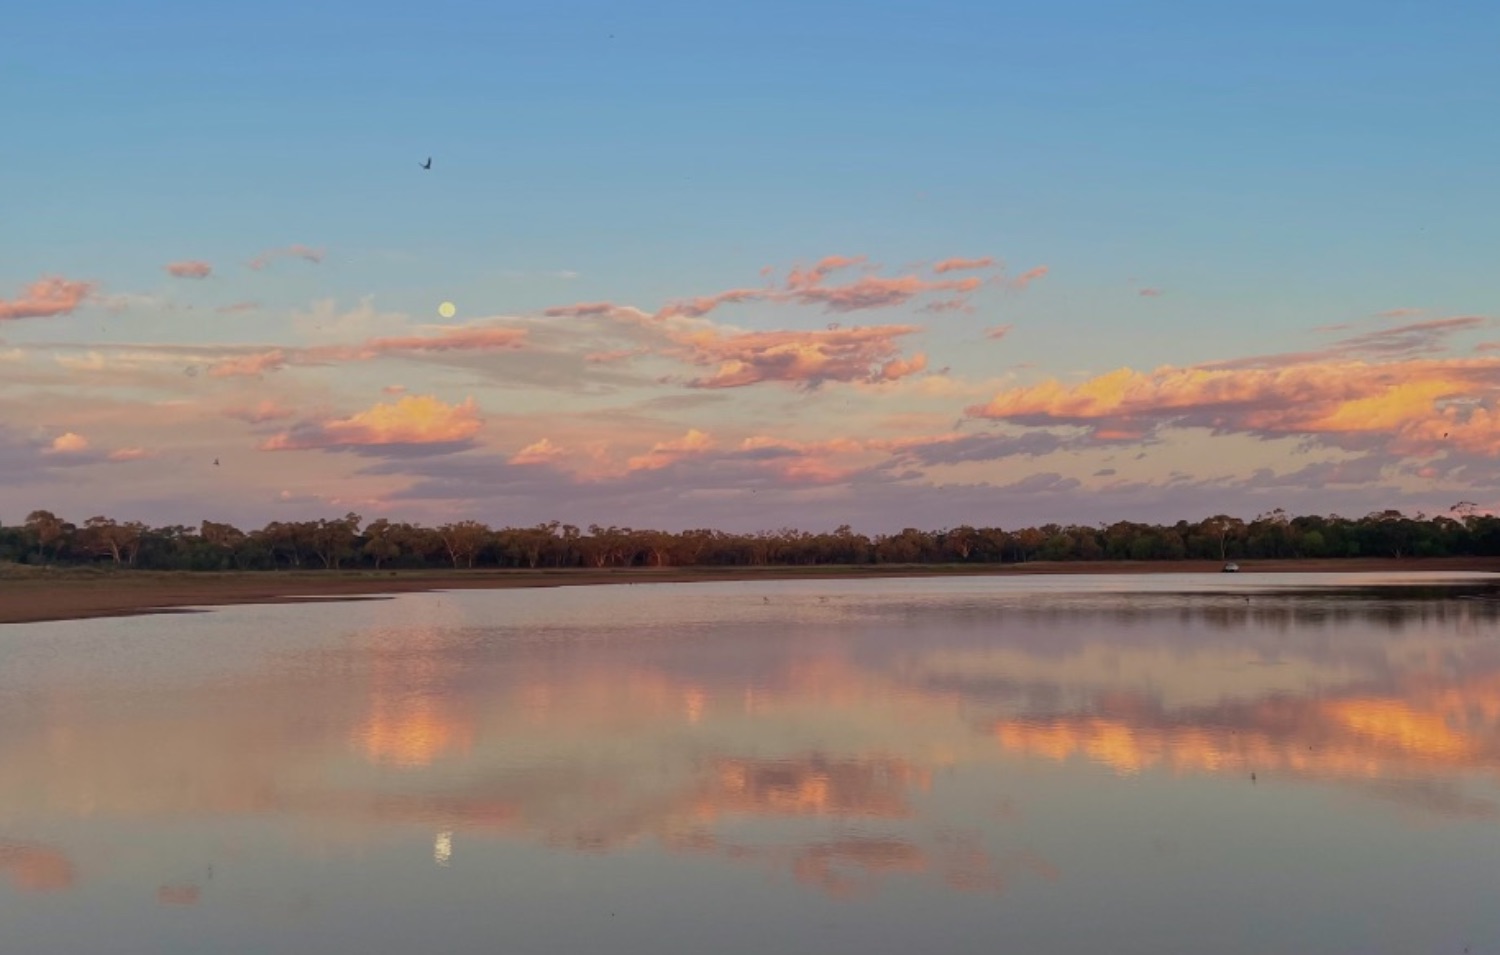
[213,458,220,466]
[420,157,432,170]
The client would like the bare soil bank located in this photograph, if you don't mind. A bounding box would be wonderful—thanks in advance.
[4,557,1499,625]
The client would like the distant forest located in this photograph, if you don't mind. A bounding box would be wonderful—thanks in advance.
[4,506,1499,572]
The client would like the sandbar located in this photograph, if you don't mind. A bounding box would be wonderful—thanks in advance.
[3,557,1499,626]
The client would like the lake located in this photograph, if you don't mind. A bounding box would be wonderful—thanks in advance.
[2,573,1499,954]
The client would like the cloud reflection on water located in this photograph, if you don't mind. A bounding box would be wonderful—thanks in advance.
[0,843,75,893]
[2,579,1499,907]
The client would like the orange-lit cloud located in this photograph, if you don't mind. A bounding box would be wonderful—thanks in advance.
[510,438,566,466]
[46,432,89,454]
[215,300,259,314]
[164,260,213,279]
[261,395,483,452]
[932,256,997,274]
[247,244,324,270]
[968,353,1500,456]
[107,447,152,462]
[1139,287,1164,297]
[985,324,1013,341]
[0,276,96,321]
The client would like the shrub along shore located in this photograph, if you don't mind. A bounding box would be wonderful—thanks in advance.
[8,507,1500,573]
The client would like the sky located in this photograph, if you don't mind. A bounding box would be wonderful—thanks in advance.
[4,0,1499,533]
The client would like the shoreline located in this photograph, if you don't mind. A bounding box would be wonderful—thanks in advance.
[4,557,1500,626]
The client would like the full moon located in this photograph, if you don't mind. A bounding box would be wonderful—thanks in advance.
[438,301,456,318]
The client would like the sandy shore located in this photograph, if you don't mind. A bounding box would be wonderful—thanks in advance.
[3,558,1499,626]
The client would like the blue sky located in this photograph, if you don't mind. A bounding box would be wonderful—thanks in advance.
[3,0,1499,529]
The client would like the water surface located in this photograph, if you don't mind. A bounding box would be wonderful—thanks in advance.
[2,573,1499,954]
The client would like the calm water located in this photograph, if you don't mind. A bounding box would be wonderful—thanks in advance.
[2,573,1500,955]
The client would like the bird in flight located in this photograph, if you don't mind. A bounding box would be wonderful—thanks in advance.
[420,157,432,170]
[213,458,220,466]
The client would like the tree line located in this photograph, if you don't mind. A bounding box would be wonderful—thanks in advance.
[4,505,1498,572]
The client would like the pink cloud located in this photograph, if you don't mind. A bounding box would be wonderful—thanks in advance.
[1211,316,1490,370]
[247,244,325,270]
[1328,316,1488,358]
[382,384,408,395]
[209,349,290,378]
[679,325,927,389]
[584,348,648,364]
[0,276,96,321]
[557,429,868,485]
[544,301,623,318]
[1378,307,1424,319]
[919,298,973,315]
[261,395,483,452]
[216,300,260,314]
[1010,266,1048,290]
[985,324,1013,341]
[164,260,213,279]
[932,257,996,274]
[656,288,769,320]
[354,326,526,358]
[107,447,152,462]
[553,255,1000,326]
[208,325,527,377]
[627,429,715,471]
[791,275,982,314]
[878,353,928,381]
[225,400,295,424]
[1138,287,1164,297]
[727,435,867,484]
[786,255,868,291]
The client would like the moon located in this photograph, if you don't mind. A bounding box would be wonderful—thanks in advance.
[438,301,457,319]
